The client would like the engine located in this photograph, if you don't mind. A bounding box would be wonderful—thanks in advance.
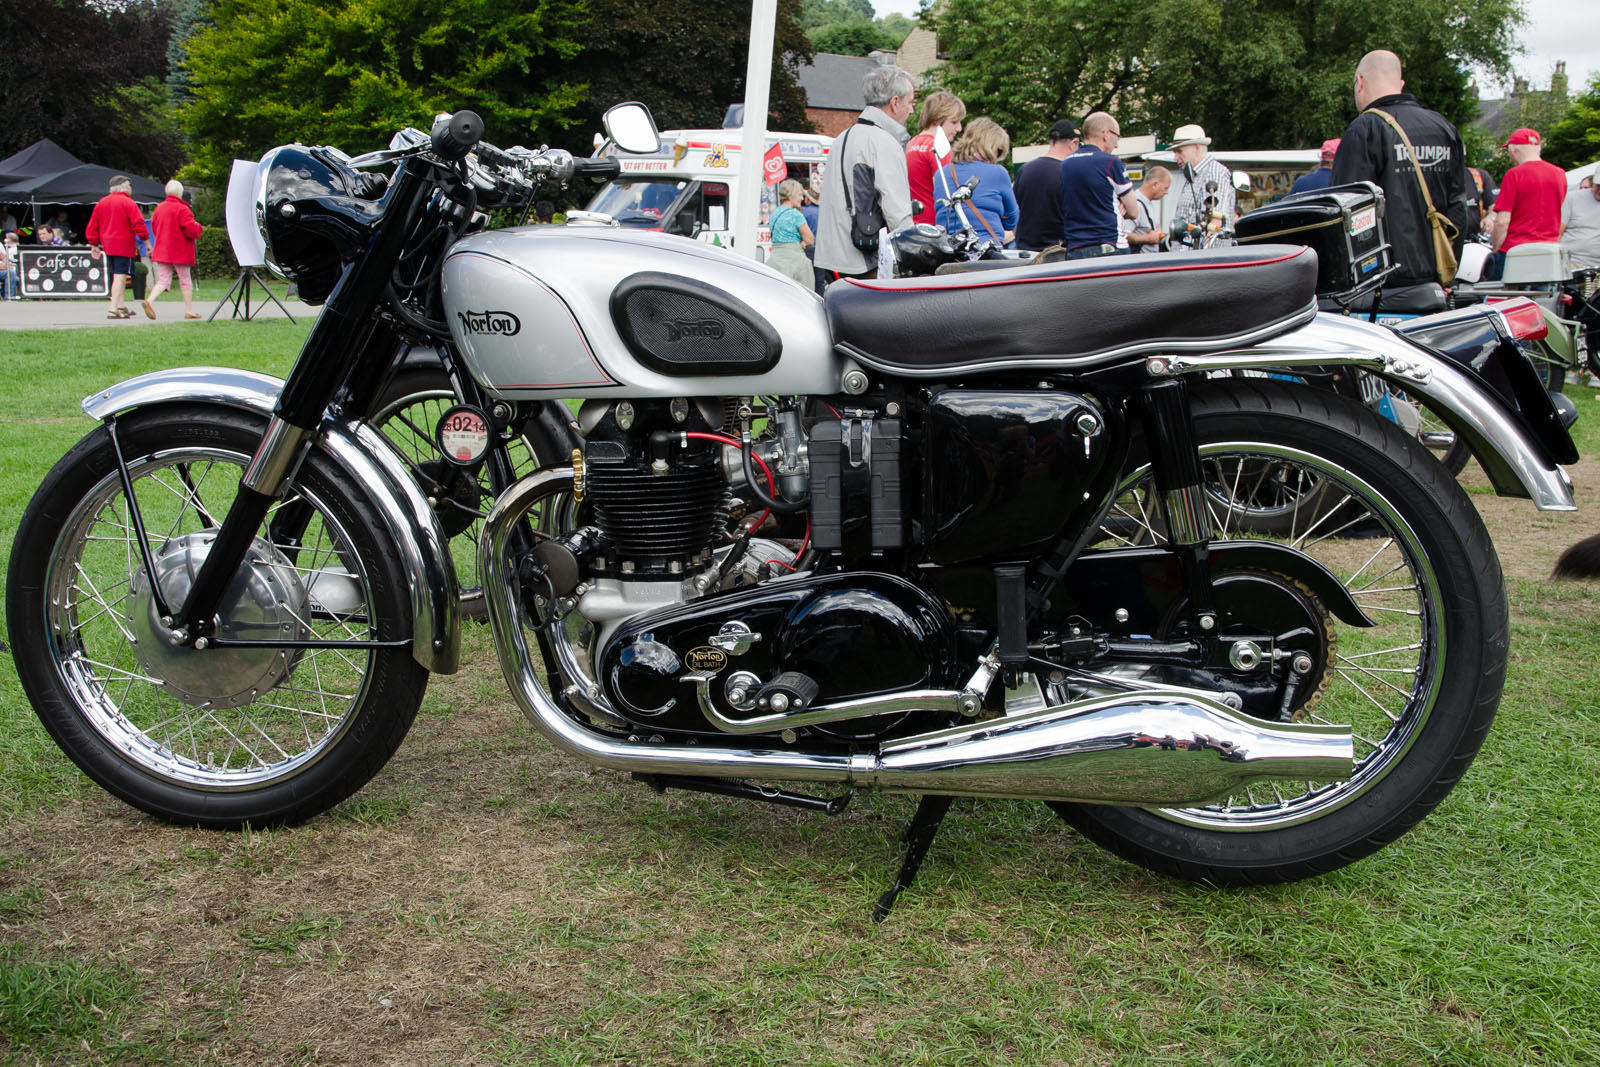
[532,388,1116,743]
[575,396,733,580]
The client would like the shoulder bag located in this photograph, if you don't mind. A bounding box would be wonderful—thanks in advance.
[1369,109,1459,285]
[839,124,887,255]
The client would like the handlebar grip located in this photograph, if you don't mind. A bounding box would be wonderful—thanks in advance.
[573,157,621,180]
[431,110,483,161]
[476,142,516,168]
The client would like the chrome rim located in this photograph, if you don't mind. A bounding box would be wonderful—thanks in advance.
[1097,441,1443,830]
[45,445,378,790]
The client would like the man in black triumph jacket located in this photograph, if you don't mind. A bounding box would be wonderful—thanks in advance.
[1330,49,1472,289]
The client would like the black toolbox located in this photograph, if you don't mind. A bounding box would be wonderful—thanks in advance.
[1235,181,1393,299]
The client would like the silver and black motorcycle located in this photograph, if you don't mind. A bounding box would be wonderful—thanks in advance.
[5,105,1580,913]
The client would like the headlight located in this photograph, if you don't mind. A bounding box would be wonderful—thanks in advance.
[252,144,386,305]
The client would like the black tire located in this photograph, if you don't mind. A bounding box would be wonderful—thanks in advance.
[1059,381,1508,884]
[6,405,428,828]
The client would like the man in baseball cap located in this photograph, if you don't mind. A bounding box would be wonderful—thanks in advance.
[1012,118,1081,250]
[1290,138,1341,195]
[1488,126,1566,278]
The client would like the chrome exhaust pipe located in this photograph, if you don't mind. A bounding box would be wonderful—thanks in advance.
[481,470,1354,807]
[866,694,1352,803]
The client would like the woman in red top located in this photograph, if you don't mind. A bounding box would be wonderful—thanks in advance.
[905,91,966,226]
[143,180,206,319]
[84,175,150,319]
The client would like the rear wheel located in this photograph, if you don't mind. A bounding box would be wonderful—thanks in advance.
[6,406,428,827]
[1061,381,1507,883]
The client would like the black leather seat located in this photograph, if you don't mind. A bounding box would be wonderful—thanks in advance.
[825,245,1318,375]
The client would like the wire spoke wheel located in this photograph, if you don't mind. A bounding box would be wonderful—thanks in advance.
[1056,382,1506,883]
[7,407,426,826]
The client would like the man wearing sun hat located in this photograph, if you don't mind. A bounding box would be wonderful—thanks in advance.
[1488,127,1567,279]
[1169,124,1235,240]
[1289,139,1341,195]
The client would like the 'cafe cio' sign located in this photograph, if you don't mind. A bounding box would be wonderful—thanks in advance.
[19,247,110,299]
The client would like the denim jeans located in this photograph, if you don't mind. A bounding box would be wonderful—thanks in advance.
[1,267,16,299]
[1063,244,1117,261]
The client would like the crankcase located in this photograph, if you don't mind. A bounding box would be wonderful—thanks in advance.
[598,572,960,735]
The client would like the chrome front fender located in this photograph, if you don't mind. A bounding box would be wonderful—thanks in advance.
[1157,313,1577,511]
[82,367,462,673]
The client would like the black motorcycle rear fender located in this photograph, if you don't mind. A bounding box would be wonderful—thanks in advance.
[1394,306,1578,464]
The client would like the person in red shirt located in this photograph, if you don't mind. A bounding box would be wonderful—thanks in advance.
[84,175,150,319]
[905,91,966,226]
[142,179,206,320]
[1489,127,1567,279]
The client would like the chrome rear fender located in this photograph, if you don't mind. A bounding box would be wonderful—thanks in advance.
[1158,313,1576,511]
[82,367,462,673]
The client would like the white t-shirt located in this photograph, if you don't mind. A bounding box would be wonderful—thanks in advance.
[1561,187,1600,267]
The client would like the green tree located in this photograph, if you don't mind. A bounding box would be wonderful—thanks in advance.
[801,0,876,32]
[178,0,588,188]
[877,13,914,46]
[810,22,898,56]
[925,0,1523,150]
[552,0,814,143]
[1543,74,1600,169]
[0,0,183,176]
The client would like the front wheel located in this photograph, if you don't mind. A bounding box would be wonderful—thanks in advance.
[6,405,428,828]
[1061,381,1508,884]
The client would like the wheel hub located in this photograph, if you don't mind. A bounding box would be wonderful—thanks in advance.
[1159,569,1334,722]
[129,531,310,708]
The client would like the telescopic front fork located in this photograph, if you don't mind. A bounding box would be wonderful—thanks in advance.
[163,159,438,642]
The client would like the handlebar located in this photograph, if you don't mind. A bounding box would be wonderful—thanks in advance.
[573,157,621,180]
[329,109,623,223]
[431,110,484,161]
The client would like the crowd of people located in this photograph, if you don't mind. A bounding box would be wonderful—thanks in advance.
[803,50,1597,292]
[0,175,205,316]
[807,65,1262,287]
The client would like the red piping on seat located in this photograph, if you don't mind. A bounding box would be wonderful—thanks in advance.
[842,249,1308,293]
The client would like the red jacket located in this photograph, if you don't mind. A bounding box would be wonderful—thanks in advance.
[906,131,953,226]
[84,190,149,258]
[151,195,205,265]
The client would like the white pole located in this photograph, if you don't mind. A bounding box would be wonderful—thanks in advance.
[733,0,778,261]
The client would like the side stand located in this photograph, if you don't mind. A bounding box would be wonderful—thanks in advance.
[871,794,953,923]
[209,267,295,323]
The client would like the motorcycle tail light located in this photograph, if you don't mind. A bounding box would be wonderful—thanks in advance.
[1486,297,1548,341]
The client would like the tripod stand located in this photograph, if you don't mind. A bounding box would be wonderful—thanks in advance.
[209,266,296,323]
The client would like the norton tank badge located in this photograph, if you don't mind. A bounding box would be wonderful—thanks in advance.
[435,405,493,466]
[685,646,728,673]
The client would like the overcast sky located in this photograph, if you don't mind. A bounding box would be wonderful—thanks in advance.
[871,0,1600,96]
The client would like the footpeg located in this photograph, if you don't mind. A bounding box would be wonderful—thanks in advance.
[754,671,819,713]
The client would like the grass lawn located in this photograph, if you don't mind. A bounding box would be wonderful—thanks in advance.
[0,323,1597,1066]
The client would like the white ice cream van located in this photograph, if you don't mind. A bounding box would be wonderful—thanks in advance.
[577,130,832,259]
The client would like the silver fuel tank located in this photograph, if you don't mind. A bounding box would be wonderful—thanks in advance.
[440,227,848,399]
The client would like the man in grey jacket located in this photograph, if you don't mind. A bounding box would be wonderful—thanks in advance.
[814,65,917,280]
